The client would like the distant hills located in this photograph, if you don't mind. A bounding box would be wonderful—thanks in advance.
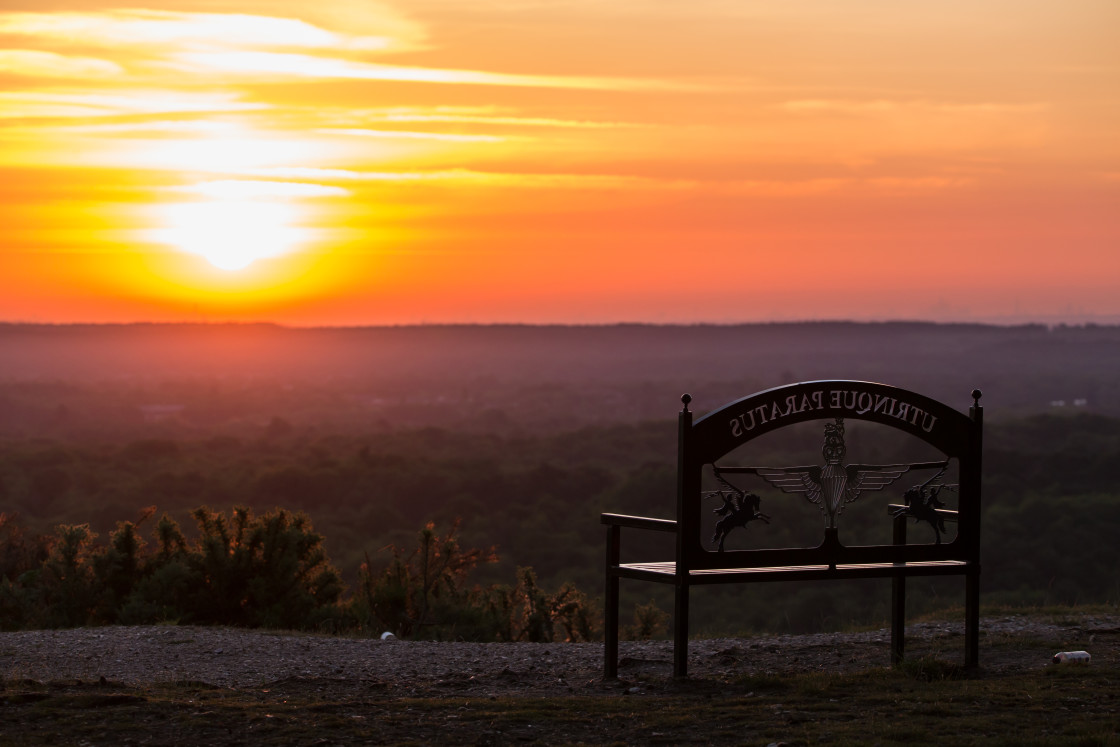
[1,321,1118,436]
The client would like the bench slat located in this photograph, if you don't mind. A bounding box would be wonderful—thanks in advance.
[601,513,678,532]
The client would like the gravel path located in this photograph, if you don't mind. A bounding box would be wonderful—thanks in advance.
[2,614,1116,697]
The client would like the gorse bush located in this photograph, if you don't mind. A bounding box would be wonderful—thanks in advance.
[464,567,596,643]
[0,511,603,641]
[0,507,345,631]
[0,513,50,582]
[624,598,670,640]
[354,520,499,638]
[183,507,345,629]
[353,521,597,642]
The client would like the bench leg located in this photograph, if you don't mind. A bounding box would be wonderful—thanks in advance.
[965,568,980,668]
[673,580,689,678]
[891,574,906,665]
[890,516,906,665]
[604,525,620,679]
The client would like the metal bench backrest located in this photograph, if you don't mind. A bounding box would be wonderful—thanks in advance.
[676,380,983,572]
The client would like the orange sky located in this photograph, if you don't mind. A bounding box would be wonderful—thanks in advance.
[1,1,1118,325]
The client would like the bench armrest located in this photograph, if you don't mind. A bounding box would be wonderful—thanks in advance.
[886,505,959,523]
[600,513,678,532]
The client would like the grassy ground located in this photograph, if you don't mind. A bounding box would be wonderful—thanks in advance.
[1,655,1117,746]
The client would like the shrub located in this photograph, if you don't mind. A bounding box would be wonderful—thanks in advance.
[0,506,345,631]
[354,522,597,642]
[354,520,497,638]
[624,599,670,640]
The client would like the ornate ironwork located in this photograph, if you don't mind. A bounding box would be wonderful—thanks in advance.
[705,470,770,551]
[891,467,958,543]
[717,418,947,529]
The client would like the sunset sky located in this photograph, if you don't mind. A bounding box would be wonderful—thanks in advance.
[1,0,1117,325]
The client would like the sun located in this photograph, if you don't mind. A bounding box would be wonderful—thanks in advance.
[152,200,304,271]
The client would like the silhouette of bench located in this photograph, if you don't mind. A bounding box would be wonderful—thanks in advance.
[602,381,983,678]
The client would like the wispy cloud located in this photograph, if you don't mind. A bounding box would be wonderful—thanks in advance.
[778,99,1047,114]
[14,120,247,135]
[778,99,899,113]
[378,111,640,129]
[0,50,123,78]
[223,166,695,191]
[865,176,971,190]
[318,128,506,143]
[0,9,675,92]
[167,180,350,199]
[725,176,972,196]
[176,165,969,195]
[0,91,267,119]
[169,51,674,91]
[0,9,422,53]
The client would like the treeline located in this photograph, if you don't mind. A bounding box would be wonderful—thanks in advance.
[6,322,1120,441]
[1,411,1118,635]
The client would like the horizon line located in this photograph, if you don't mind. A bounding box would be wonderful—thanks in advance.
[3,316,1120,331]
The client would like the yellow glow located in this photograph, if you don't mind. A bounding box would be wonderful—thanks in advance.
[150,200,311,271]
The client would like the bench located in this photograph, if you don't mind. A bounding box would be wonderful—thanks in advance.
[602,380,983,678]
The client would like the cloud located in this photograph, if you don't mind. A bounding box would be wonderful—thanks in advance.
[0,91,267,119]
[723,176,971,196]
[171,165,969,195]
[777,99,1047,115]
[318,128,505,143]
[0,50,123,78]
[0,9,422,53]
[167,180,349,199]
[0,9,673,91]
[778,99,898,113]
[221,166,695,191]
[17,120,247,135]
[865,176,971,190]
[378,110,640,129]
[168,51,675,90]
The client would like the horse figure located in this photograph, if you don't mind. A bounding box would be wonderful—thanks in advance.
[892,467,957,544]
[708,469,771,551]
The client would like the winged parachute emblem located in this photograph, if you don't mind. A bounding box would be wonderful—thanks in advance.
[716,418,947,528]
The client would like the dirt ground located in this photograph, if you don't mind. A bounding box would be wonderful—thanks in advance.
[2,613,1117,745]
